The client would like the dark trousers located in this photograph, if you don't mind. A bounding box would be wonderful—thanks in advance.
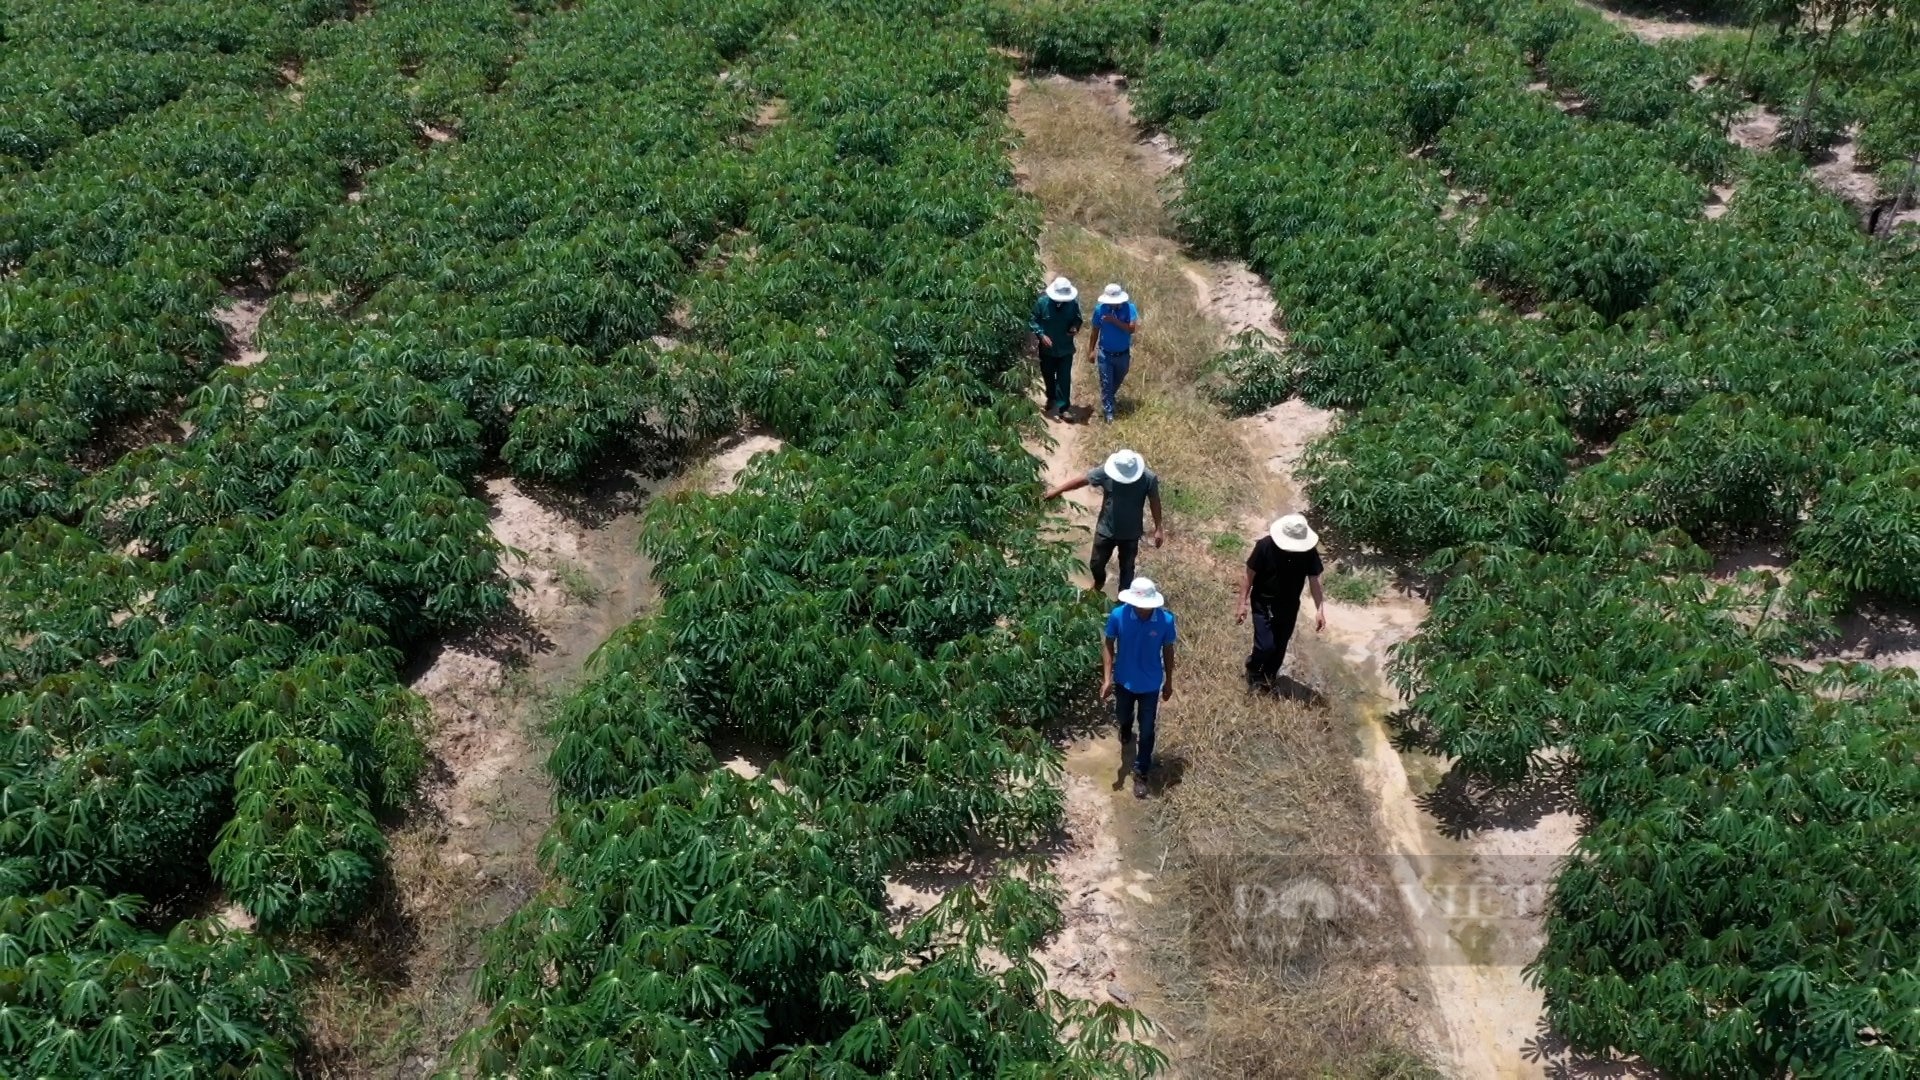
[1115,686,1160,776]
[1039,353,1073,412]
[1246,604,1299,685]
[1089,534,1139,593]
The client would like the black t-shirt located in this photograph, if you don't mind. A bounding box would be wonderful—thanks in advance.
[1247,536,1323,609]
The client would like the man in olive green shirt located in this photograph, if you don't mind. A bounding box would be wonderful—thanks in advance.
[1030,277,1082,421]
[1043,448,1164,593]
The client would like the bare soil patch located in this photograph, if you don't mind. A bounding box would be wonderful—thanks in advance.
[1806,599,1920,673]
[302,435,775,1078]
[213,295,269,367]
[1807,128,1881,216]
[1576,0,1729,43]
[1728,106,1782,153]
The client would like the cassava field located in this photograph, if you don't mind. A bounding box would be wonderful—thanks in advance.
[0,0,1914,1077]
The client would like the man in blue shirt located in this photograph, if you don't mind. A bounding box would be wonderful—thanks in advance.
[1102,577,1177,799]
[1090,283,1140,423]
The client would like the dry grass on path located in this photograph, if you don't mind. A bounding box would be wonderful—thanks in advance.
[1012,75,1442,1079]
[1016,78,1173,238]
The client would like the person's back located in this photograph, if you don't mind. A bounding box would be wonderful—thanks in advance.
[1102,578,1178,798]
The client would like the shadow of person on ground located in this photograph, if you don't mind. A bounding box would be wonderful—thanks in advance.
[1267,674,1327,707]
[1106,745,1187,797]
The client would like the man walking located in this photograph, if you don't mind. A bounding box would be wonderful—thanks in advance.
[1030,276,1082,420]
[1043,448,1164,593]
[1235,513,1327,692]
[1103,577,1176,799]
[1090,283,1139,423]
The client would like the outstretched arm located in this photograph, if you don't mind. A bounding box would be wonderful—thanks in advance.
[1236,566,1253,624]
[1160,643,1176,700]
[1309,574,1327,631]
[1043,475,1091,500]
[1149,490,1165,547]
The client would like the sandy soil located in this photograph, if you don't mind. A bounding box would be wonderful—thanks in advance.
[1577,1,1728,43]
[1727,106,1781,153]
[1232,400,1335,488]
[1197,260,1286,342]
[1704,183,1736,219]
[280,61,305,105]
[878,742,1148,1005]
[400,472,657,1034]
[213,295,269,367]
[1804,599,1920,673]
[702,432,783,494]
[1808,128,1882,216]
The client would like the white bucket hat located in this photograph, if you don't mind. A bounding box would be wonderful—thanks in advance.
[1046,276,1078,302]
[1118,577,1165,609]
[1099,283,1130,305]
[1270,513,1319,552]
[1103,449,1145,484]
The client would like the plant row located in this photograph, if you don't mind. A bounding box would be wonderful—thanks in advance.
[0,0,540,527]
[1008,0,1918,1074]
[0,0,764,1073]
[449,2,1160,1075]
[0,0,345,172]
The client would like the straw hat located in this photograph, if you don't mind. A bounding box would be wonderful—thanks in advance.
[1103,449,1145,484]
[1045,276,1078,302]
[1269,513,1319,552]
[1118,577,1165,609]
[1099,283,1130,305]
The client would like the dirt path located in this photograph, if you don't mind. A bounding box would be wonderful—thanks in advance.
[303,434,779,1078]
[1006,72,1659,1079]
[1010,74,1447,1077]
[1218,269,1588,1080]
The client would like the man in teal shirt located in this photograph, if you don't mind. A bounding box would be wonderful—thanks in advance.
[1030,276,1082,421]
[1102,577,1177,799]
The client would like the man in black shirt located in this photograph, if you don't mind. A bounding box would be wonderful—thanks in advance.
[1236,514,1327,690]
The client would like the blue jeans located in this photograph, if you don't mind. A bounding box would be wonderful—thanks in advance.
[1098,350,1131,420]
[1115,686,1160,776]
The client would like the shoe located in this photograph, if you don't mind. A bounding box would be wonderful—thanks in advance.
[1132,774,1149,799]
